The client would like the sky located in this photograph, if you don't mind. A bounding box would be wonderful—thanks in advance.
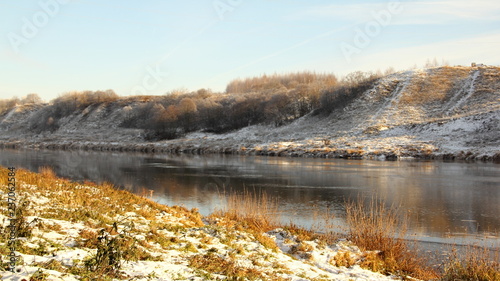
[1,0,499,102]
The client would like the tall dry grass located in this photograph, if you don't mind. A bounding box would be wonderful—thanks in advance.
[209,188,281,251]
[211,188,280,234]
[345,197,439,279]
[442,245,500,281]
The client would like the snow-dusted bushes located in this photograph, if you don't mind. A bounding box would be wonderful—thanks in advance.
[225,71,337,94]
[0,94,43,115]
[27,90,118,133]
[318,71,380,114]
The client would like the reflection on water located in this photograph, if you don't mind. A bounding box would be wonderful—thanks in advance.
[1,148,499,246]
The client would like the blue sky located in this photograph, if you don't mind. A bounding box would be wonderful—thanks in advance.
[1,0,499,101]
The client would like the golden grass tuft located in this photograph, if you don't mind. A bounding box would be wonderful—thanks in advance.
[345,197,439,279]
[189,252,265,280]
[442,246,500,281]
[39,166,57,179]
[211,189,280,233]
[210,189,281,251]
[331,251,356,268]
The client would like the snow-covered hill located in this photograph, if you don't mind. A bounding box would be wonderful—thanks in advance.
[1,66,499,160]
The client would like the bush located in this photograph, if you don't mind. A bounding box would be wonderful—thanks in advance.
[84,223,142,278]
[226,71,337,94]
[319,71,379,114]
[0,94,43,115]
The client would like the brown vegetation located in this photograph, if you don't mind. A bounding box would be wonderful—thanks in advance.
[442,246,500,281]
[209,189,280,251]
[0,93,43,115]
[2,166,499,280]
[7,71,384,140]
[345,198,439,279]
[400,67,470,105]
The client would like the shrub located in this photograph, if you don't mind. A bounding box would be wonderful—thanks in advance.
[84,224,142,277]
[319,71,379,114]
[225,71,337,94]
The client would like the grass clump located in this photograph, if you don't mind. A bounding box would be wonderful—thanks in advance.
[345,197,438,280]
[330,251,356,268]
[189,252,267,280]
[210,189,280,251]
[441,246,500,281]
[29,268,49,281]
[32,259,67,272]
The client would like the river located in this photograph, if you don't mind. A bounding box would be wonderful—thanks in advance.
[1,148,499,250]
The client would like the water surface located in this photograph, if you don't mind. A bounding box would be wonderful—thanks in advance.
[1,148,499,247]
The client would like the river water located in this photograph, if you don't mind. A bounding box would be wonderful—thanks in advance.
[1,148,499,249]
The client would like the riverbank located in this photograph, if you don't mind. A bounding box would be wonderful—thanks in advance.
[1,131,499,162]
[0,166,417,280]
[2,109,499,162]
[1,166,498,280]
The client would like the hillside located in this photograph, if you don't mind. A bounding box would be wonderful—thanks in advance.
[1,66,499,160]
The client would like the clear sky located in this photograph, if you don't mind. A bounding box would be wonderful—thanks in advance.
[1,0,499,101]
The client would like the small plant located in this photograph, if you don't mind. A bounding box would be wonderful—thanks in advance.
[83,223,143,278]
[331,251,356,268]
[29,268,49,281]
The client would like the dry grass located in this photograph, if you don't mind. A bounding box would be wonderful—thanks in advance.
[345,197,439,279]
[0,166,203,232]
[330,251,356,268]
[189,252,265,280]
[211,189,280,233]
[210,189,281,251]
[442,246,500,281]
[400,66,470,105]
[0,165,202,279]
[4,165,499,280]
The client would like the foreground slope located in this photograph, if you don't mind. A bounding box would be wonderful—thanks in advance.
[0,66,499,160]
[0,167,404,280]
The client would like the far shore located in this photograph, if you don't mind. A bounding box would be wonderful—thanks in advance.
[1,138,499,162]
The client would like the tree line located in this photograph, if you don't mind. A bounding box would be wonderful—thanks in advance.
[1,71,382,140]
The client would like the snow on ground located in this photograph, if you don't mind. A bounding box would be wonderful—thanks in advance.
[0,66,499,160]
[0,172,408,280]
